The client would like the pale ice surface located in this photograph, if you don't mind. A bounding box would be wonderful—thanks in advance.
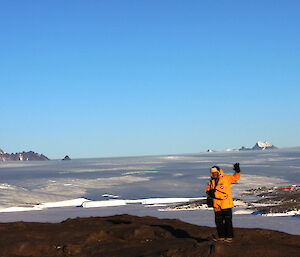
[0,148,299,235]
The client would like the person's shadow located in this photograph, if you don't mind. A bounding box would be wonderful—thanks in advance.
[151,224,209,243]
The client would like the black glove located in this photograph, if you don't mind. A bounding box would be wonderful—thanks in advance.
[233,163,241,173]
[207,189,216,198]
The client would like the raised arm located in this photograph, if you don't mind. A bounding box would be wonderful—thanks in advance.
[229,163,241,184]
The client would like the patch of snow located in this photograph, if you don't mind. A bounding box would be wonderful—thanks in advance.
[0,197,205,212]
[234,209,255,215]
[40,198,90,208]
[173,173,184,177]
[161,156,182,160]
[138,197,203,205]
[251,203,276,207]
[82,200,127,208]
[0,198,90,212]
[0,206,44,213]
[123,170,159,175]
[0,183,15,190]
[34,197,205,209]
[257,141,273,148]
[102,194,120,198]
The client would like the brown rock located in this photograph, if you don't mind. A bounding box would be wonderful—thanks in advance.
[0,214,298,257]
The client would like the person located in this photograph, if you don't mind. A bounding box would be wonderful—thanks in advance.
[205,163,241,242]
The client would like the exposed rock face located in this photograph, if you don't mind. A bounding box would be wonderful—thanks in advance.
[0,149,49,161]
[243,186,300,215]
[0,215,299,257]
[62,155,71,161]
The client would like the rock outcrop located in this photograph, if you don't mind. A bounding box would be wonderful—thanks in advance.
[62,155,71,161]
[0,214,298,257]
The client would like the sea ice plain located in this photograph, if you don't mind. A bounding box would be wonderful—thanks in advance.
[0,147,299,235]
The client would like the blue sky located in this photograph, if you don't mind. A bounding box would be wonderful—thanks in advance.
[1,0,299,158]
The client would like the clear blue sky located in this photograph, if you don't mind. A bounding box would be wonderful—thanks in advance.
[1,0,299,159]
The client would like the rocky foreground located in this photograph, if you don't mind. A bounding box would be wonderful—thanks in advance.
[0,215,299,257]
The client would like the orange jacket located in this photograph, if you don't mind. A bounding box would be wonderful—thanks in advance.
[205,168,240,212]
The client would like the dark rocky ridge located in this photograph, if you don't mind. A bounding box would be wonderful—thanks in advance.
[0,214,299,257]
[0,149,49,161]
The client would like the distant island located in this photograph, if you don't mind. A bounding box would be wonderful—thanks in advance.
[0,148,49,161]
[207,141,277,153]
[239,141,277,151]
[62,155,71,161]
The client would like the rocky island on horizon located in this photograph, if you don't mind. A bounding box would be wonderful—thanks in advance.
[207,141,277,153]
[0,148,49,161]
[62,155,71,161]
[239,141,277,151]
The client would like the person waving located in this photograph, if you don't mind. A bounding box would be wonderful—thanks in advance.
[206,163,241,242]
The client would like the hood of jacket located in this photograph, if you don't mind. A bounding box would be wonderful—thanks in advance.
[210,167,225,178]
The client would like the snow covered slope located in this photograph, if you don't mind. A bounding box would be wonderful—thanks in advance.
[252,141,277,150]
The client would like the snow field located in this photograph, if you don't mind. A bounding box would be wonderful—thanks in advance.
[0,197,204,212]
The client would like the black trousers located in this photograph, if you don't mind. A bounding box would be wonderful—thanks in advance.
[214,208,234,238]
